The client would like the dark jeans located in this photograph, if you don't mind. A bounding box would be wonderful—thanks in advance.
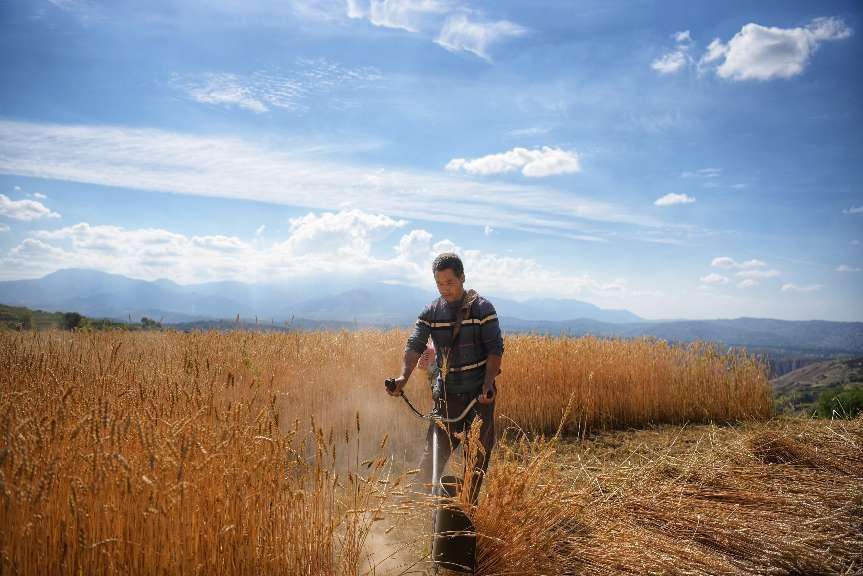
[415,391,495,505]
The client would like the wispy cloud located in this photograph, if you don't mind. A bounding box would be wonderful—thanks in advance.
[347,0,448,32]
[836,264,861,272]
[680,168,721,179]
[843,205,863,214]
[345,1,526,62]
[699,17,852,81]
[0,120,668,242]
[0,194,61,221]
[446,146,581,177]
[435,14,526,61]
[781,283,823,293]
[654,193,695,206]
[508,126,552,137]
[179,73,269,113]
[172,59,382,114]
[736,268,780,279]
[737,278,759,288]
[46,0,103,22]
[0,223,9,233]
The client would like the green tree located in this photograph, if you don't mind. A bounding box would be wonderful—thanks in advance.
[817,386,863,419]
[63,312,83,330]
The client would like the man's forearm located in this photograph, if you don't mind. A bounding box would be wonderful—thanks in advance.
[401,350,421,380]
[484,354,502,386]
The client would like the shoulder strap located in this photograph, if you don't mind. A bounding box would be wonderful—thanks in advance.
[442,290,476,383]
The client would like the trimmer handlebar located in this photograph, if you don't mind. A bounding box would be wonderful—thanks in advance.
[385,378,491,423]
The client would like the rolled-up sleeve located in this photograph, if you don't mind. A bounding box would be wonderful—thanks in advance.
[480,302,504,356]
[405,308,432,354]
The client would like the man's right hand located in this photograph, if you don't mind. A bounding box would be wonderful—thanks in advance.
[386,376,407,397]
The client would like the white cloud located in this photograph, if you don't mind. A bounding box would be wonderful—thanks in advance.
[278,210,406,259]
[711,257,736,268]
[699,17,852,81]
[10,214,406,283]
[484,225,494,236]
[700,273,729,285]
[435,14,526,61]
[711,257,766,269]
[0,120,668,242]
[781,283,823,293]
[654,193,695,206]
[3,210,629,303]
[347,0,448,32]
[446,146,581,178]
[674,30,692,43]
[346,2,526,62]
[843,206,863,214]
[736,268,780,279]
[836,264,861,272]
[32,192,48,199]
[0,194,61,221]
[395,228,434,264]
[368,0,447,32]
[737,278,759,289]
[255,225,266,237]
[0,223,9,233]
[172,59,382,115]
[681,168,721,179]
[652,29,694,75]
[346,0,364,18]
[651,51,688,75]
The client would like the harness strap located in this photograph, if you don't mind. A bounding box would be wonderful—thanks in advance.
[442,289,477,384]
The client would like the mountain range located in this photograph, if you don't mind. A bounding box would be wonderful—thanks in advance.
[0,269,642,325]
[2,269,862,365]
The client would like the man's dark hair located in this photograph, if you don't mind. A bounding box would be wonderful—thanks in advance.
[432,252,464,277]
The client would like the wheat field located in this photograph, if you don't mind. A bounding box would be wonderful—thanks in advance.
[5,328,842,575]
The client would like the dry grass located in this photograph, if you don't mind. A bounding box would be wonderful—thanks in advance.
[0,329,794,575]
[528,417,863,575]
[405,414,863,575]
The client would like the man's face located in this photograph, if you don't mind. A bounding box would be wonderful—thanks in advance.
[434,268,465,303]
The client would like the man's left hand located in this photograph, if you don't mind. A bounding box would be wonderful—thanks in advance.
[479,382,496,404]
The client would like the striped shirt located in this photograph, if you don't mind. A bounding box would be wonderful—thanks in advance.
[405,291,504,394]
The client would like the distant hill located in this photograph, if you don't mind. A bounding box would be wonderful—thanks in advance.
[0,303,149,331]
[2,269,862,375]
[0,268,644,325]
[772,357,863,415]
[1,303,71,330]
[503,317,863,357]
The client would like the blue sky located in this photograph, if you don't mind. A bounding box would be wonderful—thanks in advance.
[0,0,861,321]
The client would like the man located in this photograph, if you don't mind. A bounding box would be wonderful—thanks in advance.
[387,252,503,504]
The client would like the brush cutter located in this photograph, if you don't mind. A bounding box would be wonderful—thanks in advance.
[385,378,488,574]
